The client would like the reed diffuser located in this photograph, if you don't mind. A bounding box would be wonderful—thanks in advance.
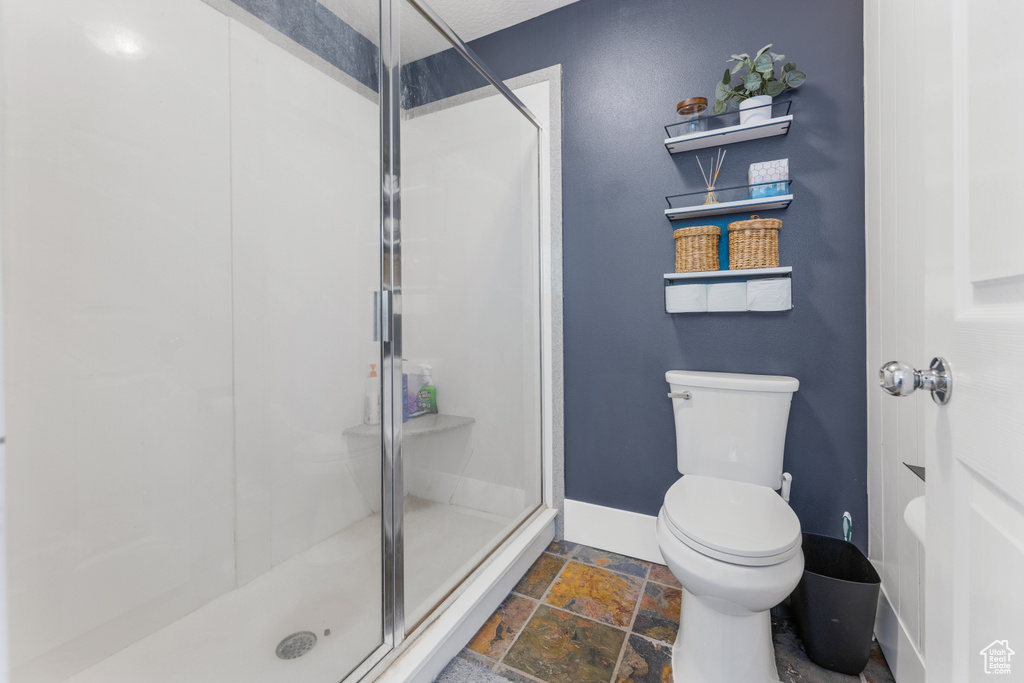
[696,148,727,205]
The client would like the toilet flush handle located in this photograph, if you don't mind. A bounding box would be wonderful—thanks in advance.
[667,391,692,400]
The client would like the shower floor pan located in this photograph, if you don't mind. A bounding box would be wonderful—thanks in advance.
[66,497,510,683]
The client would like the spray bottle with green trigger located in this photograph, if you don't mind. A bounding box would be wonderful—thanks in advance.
[417,364,438,415]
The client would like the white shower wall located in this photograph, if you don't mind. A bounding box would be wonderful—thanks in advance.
[400,86,543,520]
[228,16,381,587]
[1,0,379,678]
[2,2,235,678]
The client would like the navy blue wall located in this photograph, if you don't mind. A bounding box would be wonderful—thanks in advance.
[465,0,868,548]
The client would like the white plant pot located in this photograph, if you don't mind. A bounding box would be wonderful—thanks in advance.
[739,95,773,125]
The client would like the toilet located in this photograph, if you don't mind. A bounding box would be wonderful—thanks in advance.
[657,370,803,683]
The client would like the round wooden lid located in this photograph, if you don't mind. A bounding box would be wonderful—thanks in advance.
[676,97,708,115]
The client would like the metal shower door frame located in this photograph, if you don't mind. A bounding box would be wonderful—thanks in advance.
[379,0,405,656]
[349,0,544,679]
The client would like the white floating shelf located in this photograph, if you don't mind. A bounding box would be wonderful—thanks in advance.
[343,414,475,439]
[664,268,793,313]
[665,194,792,221]
[664,115,793,154]
[664,266,792,281]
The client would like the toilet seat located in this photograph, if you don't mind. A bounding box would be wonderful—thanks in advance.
[663,475,801,567]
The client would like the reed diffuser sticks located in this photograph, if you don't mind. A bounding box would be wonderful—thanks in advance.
[696,148,726,204]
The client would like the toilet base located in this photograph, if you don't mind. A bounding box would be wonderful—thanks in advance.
[672,589,779,683]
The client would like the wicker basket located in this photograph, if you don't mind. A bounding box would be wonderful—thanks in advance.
[727,215,781,269]
[673,225,721,273]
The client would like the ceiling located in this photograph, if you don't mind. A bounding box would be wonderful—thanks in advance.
[318,0,582,62]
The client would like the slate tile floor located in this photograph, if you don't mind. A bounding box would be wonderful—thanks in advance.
[447,541,896,683]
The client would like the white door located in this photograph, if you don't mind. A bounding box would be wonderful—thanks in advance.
[918,0,1024,681]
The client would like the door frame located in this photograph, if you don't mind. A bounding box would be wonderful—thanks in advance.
[863,0,928,679]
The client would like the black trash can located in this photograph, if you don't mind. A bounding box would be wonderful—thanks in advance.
[790,532,881,675]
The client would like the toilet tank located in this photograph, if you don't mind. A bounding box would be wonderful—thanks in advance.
[666,370,799,489]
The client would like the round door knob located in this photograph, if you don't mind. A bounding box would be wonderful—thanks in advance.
[879,360,918,397]
[879,357,952,405]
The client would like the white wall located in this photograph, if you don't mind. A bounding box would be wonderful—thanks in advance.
[0,0,9,676]
[1,1,380,679]
[401,84,544,519]
[2,2,235,678]
[228,18,380,586]
[864,0,927,679]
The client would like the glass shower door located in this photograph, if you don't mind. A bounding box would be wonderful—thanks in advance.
[395,0,544,629]
[227,0,388,678]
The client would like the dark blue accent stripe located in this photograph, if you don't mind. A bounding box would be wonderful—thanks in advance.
[228,0,380,93]
[226,0,500,109]
[400,48,487,110]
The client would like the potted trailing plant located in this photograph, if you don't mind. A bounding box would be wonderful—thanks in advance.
[714,44,806,124]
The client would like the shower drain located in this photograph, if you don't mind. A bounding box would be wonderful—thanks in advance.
[276,631,318,660]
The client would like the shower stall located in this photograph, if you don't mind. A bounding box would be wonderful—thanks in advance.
[0,0,553,681]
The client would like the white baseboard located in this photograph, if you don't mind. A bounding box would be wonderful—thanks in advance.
[563,499,662,564]
[376,508,556,683]
[874,585,925,683]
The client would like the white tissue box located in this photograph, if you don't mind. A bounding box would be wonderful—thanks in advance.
[749,158,789,184]
[746,278,792,311]
[706,282,747,312]
[666,283,707,313]
[749,158,790,199]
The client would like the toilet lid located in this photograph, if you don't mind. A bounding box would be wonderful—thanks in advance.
[663,475,801,566]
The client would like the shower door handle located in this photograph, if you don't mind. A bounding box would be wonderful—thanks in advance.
[373,291,391,343]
